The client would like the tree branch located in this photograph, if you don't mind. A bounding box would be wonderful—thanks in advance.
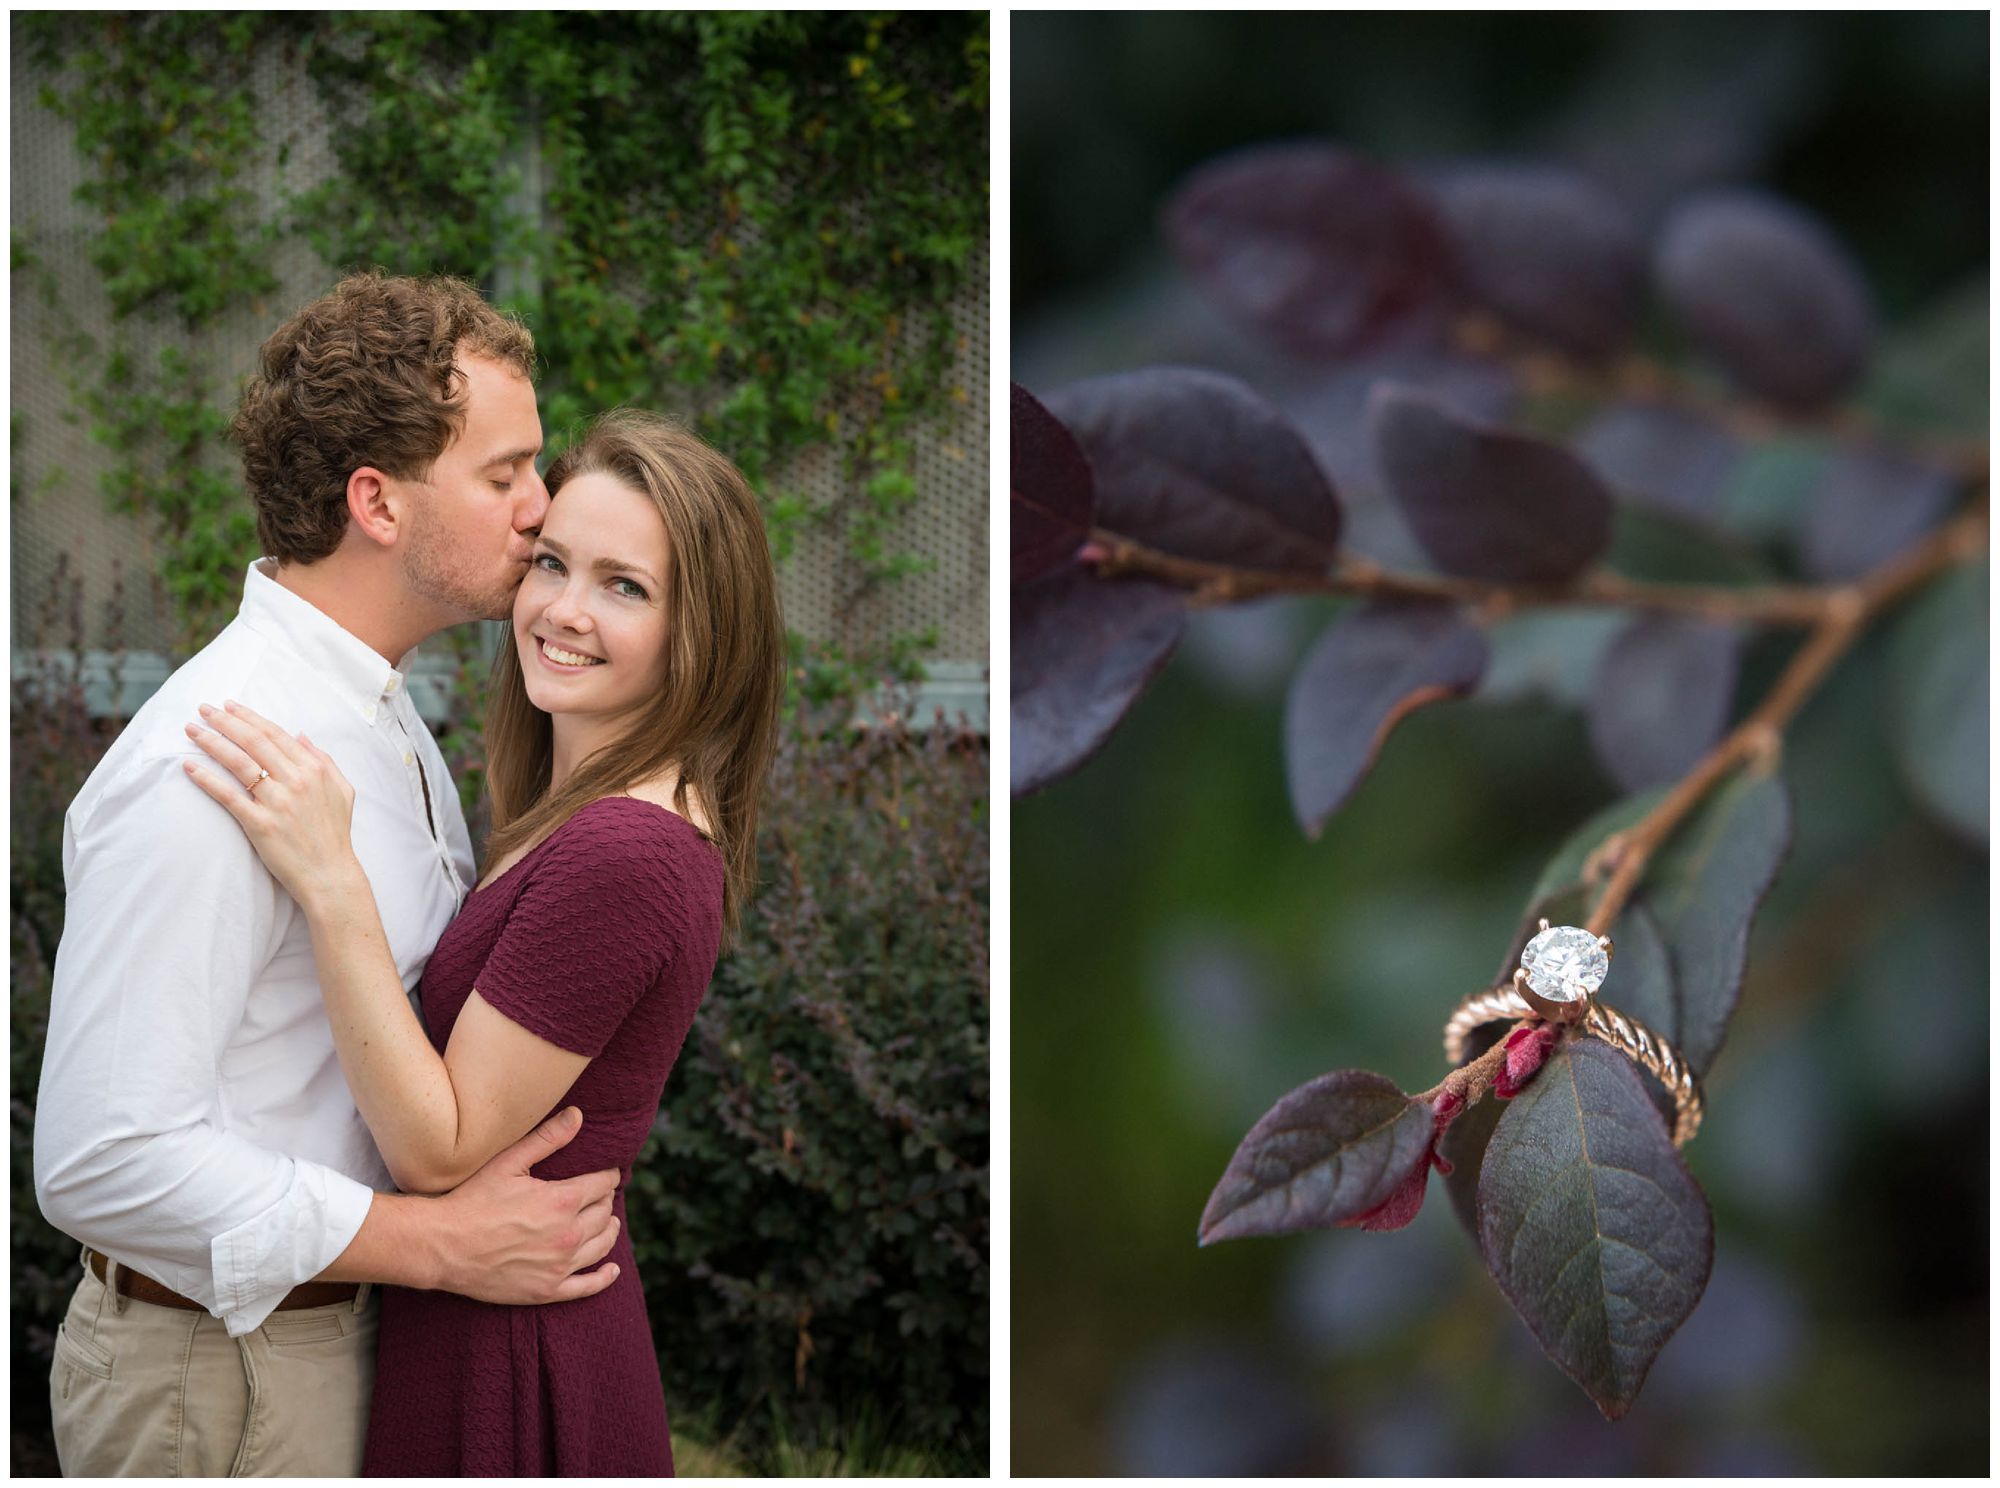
[1451,310,1990,488]
[1416,1021,1531,1110]
[1086,530,1837,625]
[1582,496,1987,934]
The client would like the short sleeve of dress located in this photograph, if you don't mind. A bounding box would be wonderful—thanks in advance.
[472,800,706,1058]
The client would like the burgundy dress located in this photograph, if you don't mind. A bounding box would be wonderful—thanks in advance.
[361,796,724,1477]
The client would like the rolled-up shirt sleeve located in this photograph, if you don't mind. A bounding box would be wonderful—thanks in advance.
[33,746,378,1336]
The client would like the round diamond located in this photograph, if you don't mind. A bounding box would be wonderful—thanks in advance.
[1520,925,1608,1003]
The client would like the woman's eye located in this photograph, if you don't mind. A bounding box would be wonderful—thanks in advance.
[615,578,648,600]
[533,553,564,573]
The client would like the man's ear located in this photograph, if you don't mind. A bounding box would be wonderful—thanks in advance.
[346,467,401,549]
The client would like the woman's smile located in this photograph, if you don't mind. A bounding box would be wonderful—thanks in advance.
[535,636,605,671]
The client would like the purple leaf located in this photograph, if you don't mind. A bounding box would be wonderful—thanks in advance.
[1423,161,1645,360]
[1045,366,1341,573]
[1477,1037,1714,1420]
[1012,567,1185,798]
[1574,403,1740,522]
[1889,559,1987,846]
[1586,615,1743,791]
[1656,189,1876,411]
[1340,1086,1466,1234]
[1279,350,1515,570]
[1199,1069,1436,1245]
[1799,444,1957,581]
[1011,382,1096,586]
[1163,141,1454,361]
[1369,384,1614,583]
[1284,601,1488,838]
[1438,1081,1506,1240]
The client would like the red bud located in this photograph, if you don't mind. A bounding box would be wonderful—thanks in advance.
[1494,1022,1561,1100]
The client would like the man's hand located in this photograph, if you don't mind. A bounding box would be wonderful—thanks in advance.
[431,1106,623,1304]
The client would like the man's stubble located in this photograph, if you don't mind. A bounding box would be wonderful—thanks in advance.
[401,488,520,625]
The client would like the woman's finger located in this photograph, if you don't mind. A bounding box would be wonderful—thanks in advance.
[182,760,256,823]
[198,696,300,780]
[199,704,310,782]
[221,700,312,771]
[185,720,267,791]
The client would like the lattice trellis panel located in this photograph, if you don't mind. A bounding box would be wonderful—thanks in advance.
[11,30,988,675]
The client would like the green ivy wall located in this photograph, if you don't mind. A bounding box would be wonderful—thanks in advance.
[12,12,988,707]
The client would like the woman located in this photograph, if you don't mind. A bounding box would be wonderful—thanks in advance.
[182,409,785,1475]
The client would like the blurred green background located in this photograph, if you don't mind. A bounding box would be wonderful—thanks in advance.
[1012,12,1987,1475]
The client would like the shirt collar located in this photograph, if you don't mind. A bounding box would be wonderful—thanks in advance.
[235,559,417,721]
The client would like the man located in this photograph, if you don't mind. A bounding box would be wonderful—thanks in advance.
[34,273,618,1476]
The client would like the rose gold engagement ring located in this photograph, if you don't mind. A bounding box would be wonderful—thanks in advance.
[1441,919,1704,1145]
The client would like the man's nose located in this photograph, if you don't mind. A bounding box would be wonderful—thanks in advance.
[517,470,551,533]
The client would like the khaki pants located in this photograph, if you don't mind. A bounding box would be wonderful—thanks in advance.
[50,1247,378,1477]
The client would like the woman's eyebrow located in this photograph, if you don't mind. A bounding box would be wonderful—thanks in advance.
[534,537,660,588]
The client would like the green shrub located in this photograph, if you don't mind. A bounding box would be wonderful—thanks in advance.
[639,700,989,1469]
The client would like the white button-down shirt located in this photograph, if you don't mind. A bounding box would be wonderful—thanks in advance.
[34,560,474,1336]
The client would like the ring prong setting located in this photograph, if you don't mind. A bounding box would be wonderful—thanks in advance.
[1517,923,1609,1024]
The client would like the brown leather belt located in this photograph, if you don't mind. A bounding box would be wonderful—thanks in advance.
[87,1249,361,1313]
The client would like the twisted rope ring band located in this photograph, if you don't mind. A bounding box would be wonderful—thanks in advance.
[1443,986,1704,1146]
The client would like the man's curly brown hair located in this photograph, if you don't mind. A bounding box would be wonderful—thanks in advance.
[231,272,538,565]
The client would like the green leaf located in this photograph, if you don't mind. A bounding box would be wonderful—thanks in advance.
[1715,435,1829,545]
[1592,902,1676,1052]
[1889,557,1988,845]
[1477,1037,1713,1419]
[1528,792,1659,904]
[1862,275,1988,440]
[1607,504,1774,584]
[1475,609,1625,708]
[1198,1069,1435,1244]
[1637,768,1791,1074]
[1523,769,1789,1077]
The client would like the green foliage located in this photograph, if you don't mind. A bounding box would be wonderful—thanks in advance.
[21,12,280,650]
[1889,557,1989,843]
[635,706,988,1467]
[25,12,277,324]
[24,11,987,684]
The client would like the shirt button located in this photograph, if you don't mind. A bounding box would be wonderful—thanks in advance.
[403,750,414,766]
[363,704,378,723]
[386,676,401,694]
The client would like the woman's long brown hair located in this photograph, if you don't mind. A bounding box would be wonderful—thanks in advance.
[481,409,786,942]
